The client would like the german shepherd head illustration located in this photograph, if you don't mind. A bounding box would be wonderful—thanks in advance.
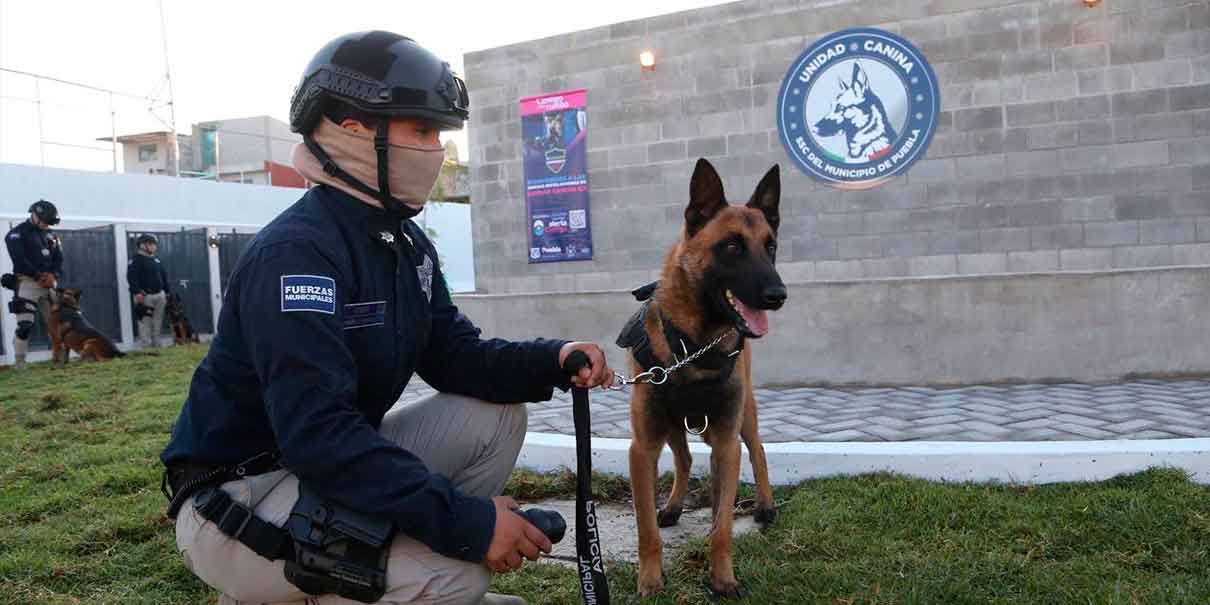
[812,62,898,162]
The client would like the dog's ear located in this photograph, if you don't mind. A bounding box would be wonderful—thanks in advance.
[851,62,868,97]
[747,164,781,235]
[686,158,727,238]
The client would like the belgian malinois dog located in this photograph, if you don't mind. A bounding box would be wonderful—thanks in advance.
[51,288,124,363]
[624,158,785,598]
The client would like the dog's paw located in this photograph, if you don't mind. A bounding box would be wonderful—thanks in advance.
[754,505,777,529]
[707,580,746,601]
[657,505,682,528]
[637,572,664,597]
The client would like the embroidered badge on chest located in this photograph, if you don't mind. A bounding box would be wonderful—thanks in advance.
[417,255,434,302]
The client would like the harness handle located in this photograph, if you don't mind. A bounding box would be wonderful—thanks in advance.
[560,351,611,605]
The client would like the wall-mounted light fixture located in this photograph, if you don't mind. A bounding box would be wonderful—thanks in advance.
[639,50,656,72]
[1083,0,1100,7]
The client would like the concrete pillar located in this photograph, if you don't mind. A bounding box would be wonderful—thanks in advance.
[207,226,222,333]
[113,223,135,348]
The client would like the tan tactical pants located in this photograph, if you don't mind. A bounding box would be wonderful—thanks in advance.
[137,291,167,347]
[175,392,527,604]
[12,276,52,363]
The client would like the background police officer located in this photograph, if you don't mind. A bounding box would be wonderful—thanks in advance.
[5,200,63,370]
[127,233,170,347]
[161,32,613,605]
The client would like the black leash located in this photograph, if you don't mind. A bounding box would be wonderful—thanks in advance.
[562,351,611,605]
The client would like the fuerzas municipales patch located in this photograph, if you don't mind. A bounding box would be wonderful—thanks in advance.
[280,275,336,314]
[777,27,940,190]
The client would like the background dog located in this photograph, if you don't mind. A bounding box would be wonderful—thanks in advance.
[51,288,124,363]
[166,292,199,345]
[624,158,785,599]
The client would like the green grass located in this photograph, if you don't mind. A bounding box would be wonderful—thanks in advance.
[1,347,1208,604]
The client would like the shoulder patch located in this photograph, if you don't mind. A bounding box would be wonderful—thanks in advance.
[281,274,336,314]
[6,232,18,240]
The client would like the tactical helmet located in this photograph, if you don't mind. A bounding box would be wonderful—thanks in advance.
[289,31,469,134]
[136,233,159,247]
[29,199,60,225]
[288,31,469,217]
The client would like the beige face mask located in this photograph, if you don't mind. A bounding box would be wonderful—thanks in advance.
[291,116,444,211]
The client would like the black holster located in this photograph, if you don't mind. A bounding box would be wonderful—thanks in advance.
[1,273,16,291]
[284,483,394,604]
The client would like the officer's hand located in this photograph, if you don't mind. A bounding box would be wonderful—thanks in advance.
[134,293,145,304]
[558,342,614,389]
[485,496,551,573]
[37,273,55,288]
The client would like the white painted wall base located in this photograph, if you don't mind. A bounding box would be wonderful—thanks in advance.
[517,433,1210,486]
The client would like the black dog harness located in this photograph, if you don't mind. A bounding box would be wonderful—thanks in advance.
[616,281,745,430]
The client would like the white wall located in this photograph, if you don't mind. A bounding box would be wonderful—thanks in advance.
[0,162,298,228]
[1,162,479,342]
[416,201,476,293]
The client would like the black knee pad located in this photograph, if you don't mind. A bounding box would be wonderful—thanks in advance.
[8,297,37,315]
[15,320,34,340]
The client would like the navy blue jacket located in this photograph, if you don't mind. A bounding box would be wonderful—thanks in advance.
[127,253,170,295]
[5,220,63,279]
[161,186,569,563]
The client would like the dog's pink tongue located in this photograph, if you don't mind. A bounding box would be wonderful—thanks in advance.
[734,298,769,337]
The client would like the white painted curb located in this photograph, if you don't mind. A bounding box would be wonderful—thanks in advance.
[518,433,1210,485]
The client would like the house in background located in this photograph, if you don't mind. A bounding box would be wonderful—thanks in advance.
[99,115,306,187]
[96,130,193,177]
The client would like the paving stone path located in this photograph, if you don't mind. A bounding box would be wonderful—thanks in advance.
[398,378,1210,442]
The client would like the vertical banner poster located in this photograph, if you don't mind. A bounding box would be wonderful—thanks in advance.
[521,89,592,263]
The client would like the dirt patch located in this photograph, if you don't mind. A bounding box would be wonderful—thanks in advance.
[525,499,759,567]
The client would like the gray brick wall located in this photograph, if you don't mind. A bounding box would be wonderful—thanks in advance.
[466,0,1210,292]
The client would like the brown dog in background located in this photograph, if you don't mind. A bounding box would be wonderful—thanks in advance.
[51,288,124,363]
[621,159,786,599]
[166,292,199,345]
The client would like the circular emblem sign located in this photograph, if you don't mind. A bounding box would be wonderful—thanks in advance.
[777,28,940,190]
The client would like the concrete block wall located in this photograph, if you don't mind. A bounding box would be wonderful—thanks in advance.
[465,0,1210,294]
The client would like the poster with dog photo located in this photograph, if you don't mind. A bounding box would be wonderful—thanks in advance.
[521,89,591,263]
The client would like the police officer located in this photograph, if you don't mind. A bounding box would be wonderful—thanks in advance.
[160,31,614,605]
[5,200,63,370]
[127,233,170,347]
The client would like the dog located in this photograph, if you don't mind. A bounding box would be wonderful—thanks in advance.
[619,158,785,599]
[813,61,898,162]
[166,292,199,345]
[50,288,124,363]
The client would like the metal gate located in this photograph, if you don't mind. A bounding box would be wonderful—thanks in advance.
[21,225,122,349]
[218,230,257,294]
[129,228,214,334]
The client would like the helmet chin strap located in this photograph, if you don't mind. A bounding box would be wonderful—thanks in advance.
[303,132,419,220]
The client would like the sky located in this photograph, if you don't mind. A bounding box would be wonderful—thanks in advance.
[0,0,729,171]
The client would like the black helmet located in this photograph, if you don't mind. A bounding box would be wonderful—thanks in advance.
[288,31,469,218]
[29,199,59,225]
[136,233,159,247]
[289,31,469,134]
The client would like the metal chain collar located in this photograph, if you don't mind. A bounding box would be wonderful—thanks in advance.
[607,327,738,391]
